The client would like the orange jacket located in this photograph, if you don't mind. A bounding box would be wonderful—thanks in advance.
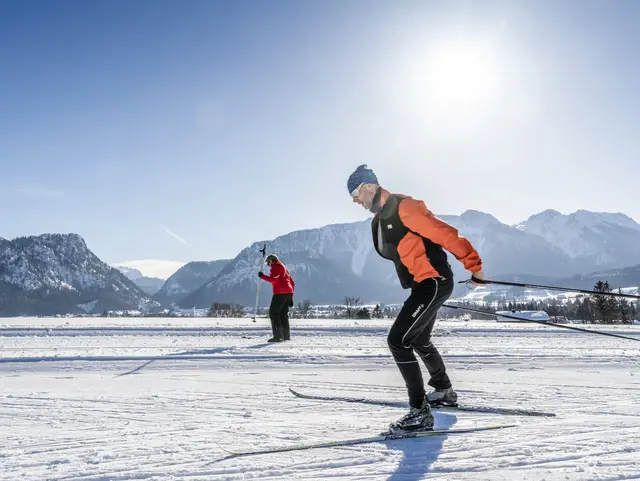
[372,188,482,287]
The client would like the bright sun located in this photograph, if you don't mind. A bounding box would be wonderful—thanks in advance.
[409,43,500,118]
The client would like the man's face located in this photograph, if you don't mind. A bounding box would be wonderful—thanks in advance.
[351,183,377,210]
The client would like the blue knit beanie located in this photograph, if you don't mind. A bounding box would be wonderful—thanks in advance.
[347,164,378,195]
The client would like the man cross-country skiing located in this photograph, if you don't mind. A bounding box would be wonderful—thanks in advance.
[259,254,295,343]
[347,164,485,434]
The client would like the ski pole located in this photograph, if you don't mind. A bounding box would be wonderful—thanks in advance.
[461,277,640,300]
[443,303,640,342]
[252,244,267,322]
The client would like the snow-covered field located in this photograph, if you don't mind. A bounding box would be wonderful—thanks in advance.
[2,316,640,480]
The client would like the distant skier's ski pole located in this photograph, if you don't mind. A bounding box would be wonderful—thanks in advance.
[443,304,640,342]
[252,244,267,322]
[461,277,640,300]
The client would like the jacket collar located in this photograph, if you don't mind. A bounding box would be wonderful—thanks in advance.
[370,187,390,214]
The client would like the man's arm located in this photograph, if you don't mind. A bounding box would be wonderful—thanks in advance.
[398,198,483,273]
[259,263,283,283]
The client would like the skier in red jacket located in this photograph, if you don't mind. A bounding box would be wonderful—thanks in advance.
[259,254,295,342]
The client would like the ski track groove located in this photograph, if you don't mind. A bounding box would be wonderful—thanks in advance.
[2,319,640,480]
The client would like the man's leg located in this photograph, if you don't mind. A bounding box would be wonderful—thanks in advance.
[280,294,292,340]
[388,277,454,405]
[387,281,446,432]
[408,278,454,390]
[268,294,286,341]
[388,285,436,408]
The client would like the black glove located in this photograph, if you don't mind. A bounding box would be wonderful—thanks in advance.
[258,271,264,277]
[289,298,294,307]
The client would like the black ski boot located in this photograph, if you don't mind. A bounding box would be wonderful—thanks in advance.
[387,400,434,434]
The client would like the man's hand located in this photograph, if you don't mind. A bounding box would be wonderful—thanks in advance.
[471,270,487,287]
[258,271,264,278]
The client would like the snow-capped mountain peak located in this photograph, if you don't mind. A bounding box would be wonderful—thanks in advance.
[458,210,503,227]
[571,210,640,232]
[116,266,144,280]
[516,210,640,267]
[5,208,640,313]
[0,233,155,315]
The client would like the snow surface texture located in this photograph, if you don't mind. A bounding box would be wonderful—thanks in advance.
[2,317,640,480]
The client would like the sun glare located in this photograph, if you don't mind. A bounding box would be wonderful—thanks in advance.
[403,43,501,120]
[428,46,497,108]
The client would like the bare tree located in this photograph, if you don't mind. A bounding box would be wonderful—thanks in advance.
[343,296,361,319]
[208,302,244,318]
[297,299,313,318]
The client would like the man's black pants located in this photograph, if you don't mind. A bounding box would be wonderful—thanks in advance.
[388,277,454,408]
[269,293,292,341]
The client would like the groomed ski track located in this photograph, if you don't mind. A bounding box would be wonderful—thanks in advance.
[1,317,640,480]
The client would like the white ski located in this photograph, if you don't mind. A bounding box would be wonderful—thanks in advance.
[215,424,517,457]
[289,388,555,417]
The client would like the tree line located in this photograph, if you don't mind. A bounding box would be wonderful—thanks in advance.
[445,281,638,324]
[205,281,638,323]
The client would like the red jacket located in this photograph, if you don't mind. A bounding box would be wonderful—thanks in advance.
[259,260,295,294]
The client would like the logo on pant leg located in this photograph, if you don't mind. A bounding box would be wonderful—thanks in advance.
[412,304,425,318]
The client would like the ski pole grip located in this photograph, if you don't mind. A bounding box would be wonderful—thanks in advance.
[471,275,491,284]
[457,276,490,285]
[458,276,484,284]
[471,276,489,284]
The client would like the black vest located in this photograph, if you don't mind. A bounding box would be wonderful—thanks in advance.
[371,195,452,289]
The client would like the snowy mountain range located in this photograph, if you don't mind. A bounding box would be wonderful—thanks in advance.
[0,234,156,316]
[179,246,404,308]
[2,209,639,315]
[515,209,640,271]
[116,266,165,295]
[177,209,640,307]
[178,220,402,308]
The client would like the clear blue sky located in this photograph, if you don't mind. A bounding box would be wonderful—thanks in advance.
[2,0,639,268]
